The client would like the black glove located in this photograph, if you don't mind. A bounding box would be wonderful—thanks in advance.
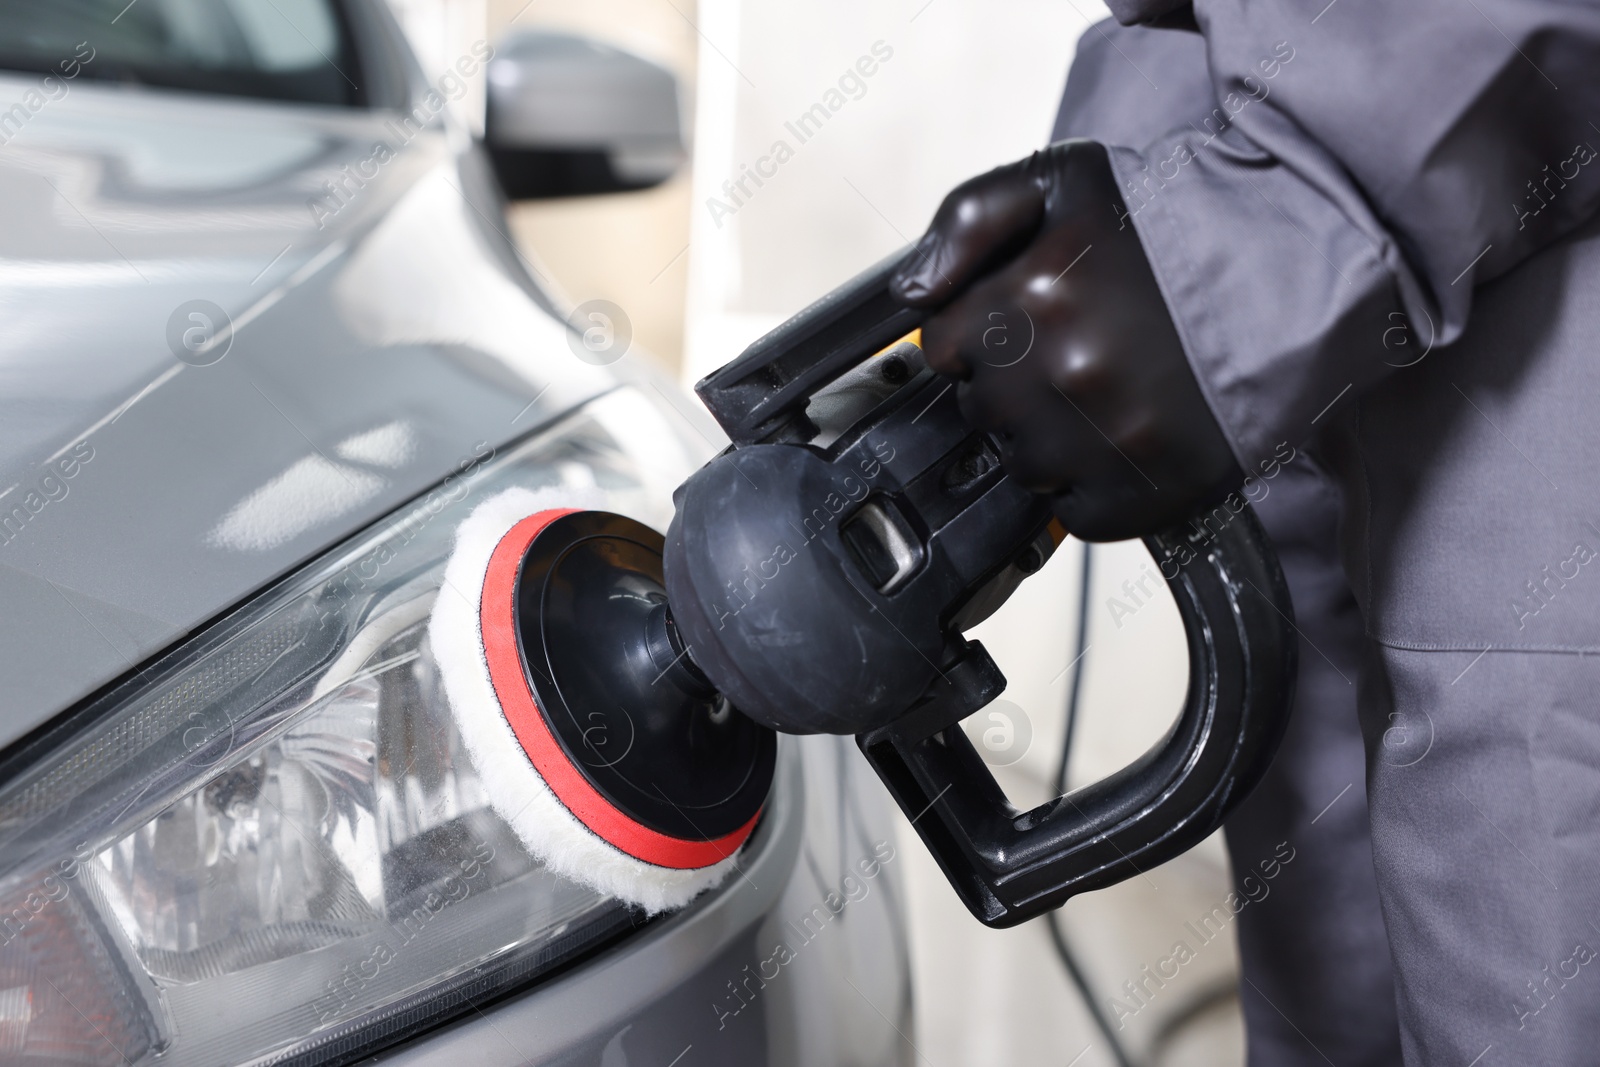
[889,140,1242,542]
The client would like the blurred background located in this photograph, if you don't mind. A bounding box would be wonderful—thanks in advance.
[394,1,1243,1062]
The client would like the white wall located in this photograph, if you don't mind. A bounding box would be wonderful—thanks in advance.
[682,0,1110,384]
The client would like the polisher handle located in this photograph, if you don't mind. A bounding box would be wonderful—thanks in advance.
[856,506,1296,928]
[694,252,920,445]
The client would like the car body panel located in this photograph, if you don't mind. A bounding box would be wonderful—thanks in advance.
[0,75,689,746]
[0,16,912,1064]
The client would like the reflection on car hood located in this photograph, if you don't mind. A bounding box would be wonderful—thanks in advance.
[0,75,623,745]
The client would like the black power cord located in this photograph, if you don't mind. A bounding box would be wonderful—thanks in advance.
[1045,908,1137,1067]
[1043,544,1241,1066]
[1043,542,1141,1067]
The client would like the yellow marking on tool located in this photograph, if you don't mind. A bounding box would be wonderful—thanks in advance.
[872,328,922,360]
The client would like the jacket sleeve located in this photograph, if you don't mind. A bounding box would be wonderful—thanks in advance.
[1051,16,1215,151]
[1104,0,1600,470]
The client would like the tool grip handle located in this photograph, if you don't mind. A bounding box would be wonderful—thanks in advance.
[857,506,1296,928]
[694,252,920,445]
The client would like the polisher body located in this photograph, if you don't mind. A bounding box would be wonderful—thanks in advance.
[663,388,1053,737]
[659,252,1299,927]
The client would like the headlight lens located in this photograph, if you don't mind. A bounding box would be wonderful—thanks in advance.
[0,389,705,1067]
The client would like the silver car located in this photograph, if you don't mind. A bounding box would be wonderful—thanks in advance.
[0,2,911,1064]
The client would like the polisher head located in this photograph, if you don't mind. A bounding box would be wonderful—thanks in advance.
[428,489,775,914]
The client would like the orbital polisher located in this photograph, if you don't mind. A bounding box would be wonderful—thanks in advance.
[429,253,1297,924]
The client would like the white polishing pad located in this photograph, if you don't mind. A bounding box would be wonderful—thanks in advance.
[428,488,747,914]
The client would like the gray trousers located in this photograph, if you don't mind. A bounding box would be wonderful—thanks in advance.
[1220,239,1600,1066]
[1233,415,1600,1067]
[1224,455,1402,1065]
[1316,207,1600,1064]
[1213,331,1600,1067]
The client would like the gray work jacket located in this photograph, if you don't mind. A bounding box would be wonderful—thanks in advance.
[1056,3,1600,656]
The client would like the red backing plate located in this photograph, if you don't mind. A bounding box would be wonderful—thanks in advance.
[479,509,760,870]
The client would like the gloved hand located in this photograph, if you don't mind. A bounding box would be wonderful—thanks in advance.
[889,140,1242,542]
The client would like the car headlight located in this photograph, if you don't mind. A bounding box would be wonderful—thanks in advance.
[0,389,707,1067]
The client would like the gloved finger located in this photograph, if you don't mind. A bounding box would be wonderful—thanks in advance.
[889,154,1048,308]
[917,301,973,377]
[1051,482,1170,544]
[957,352,1106,493]
[917,239,1074,377]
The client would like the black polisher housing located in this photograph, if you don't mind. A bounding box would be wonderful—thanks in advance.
[511,510,774,856]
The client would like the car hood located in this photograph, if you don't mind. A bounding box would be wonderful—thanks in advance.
[0,76,631,747]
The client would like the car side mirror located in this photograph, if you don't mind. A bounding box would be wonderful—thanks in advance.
[485,31,686,199]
